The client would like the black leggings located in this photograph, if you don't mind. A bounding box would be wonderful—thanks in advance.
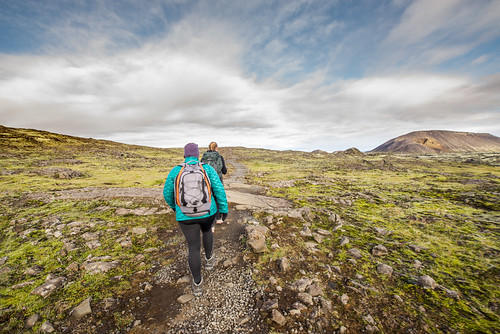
[178,214,215,284]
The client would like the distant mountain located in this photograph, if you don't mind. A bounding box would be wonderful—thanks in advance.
[371,130,500,153]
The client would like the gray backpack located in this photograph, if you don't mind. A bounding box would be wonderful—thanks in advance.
[174,163,212,217]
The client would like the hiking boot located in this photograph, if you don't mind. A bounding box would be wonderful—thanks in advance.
[216,219,224,224]
[205,255,216,271]
[191,278,203,296]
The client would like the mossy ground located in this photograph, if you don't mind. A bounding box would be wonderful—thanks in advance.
[0,127,183,332]
[0,127,498,333]
[233,147,499,333]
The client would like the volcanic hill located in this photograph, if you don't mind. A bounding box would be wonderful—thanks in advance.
[371,130,500,153]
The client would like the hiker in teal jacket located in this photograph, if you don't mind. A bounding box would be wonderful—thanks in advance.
[163,143,228,296]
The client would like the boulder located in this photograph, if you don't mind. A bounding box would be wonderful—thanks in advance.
[247,230,267,253]
[72,298,92,319]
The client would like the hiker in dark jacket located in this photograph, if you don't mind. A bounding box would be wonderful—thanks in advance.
[201,141,228,224]
[163,143,228,296]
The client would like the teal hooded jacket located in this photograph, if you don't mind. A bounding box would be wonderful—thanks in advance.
[163,157,228,221]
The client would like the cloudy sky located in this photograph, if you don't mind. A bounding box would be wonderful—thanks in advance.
[1,0,499,151]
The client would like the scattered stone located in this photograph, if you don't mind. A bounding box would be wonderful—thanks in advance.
[340,294,349,305]
[377,263,393,276]
[374,227,391,236]
[260,299,279,311]
[306,283,323,297]
[299,226,312,237]
[247,230,267,253]
[320,297,333,313]
[292,302,308,311]
[418,275,437,289]
[24,265,44,276]
[297,292,314,306]
[0,256,8,265]
[328,213,341,223]
[394,295,404,303]
[31,277,67,298]
[103,297,117,309]
[315,228,331,236]
[363,314,376,325]
[116,207,159,216]
[144,247,159,253]
[59,248,68,257]
[41,321,55,333]
[290,277,312,292]
[339,236,349,246]
[371,244,388,256]
[72,298,92,319]
[339,325,347,333]
[82,261,120,275]
[133,320,141,327]
[437,285,461,300]
[332,266,342,274]
[312,233,324,244]
[409,244,425,253]
[305,242,319,252]
[271,309,287,326]
[86,240,101,249]
[132,227,148,235]
[81,232,99,241]
[238,316,251,325]
[413,260,422,269]
[348,248,362,259]
[25,314,40,328]
[118,237,133,248]
[12,280,36,289]
[178,294,194,304]
[275,257,290,273]
[144,283,153,292]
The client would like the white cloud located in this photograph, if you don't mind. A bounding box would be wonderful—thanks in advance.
[384,0,500,67]
[0,0,499,152]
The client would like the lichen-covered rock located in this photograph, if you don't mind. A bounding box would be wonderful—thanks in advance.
[82,261,119,275]
[306,283,323,297]
[372,244,388,256]
[418,275,437,289]
[276,257,290,272]
[377,263,393,276]
[31,277,66,298]
[290,277,312,292]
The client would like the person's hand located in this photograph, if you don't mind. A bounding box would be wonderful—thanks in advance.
[222,212,228,221]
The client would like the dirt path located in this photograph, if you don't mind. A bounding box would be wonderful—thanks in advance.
[131,157,286,333]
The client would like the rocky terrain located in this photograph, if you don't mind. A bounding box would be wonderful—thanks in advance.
[0,126,499,333]
[371,130,500,153]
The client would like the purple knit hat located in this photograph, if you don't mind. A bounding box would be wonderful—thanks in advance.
[184,143,199,158]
